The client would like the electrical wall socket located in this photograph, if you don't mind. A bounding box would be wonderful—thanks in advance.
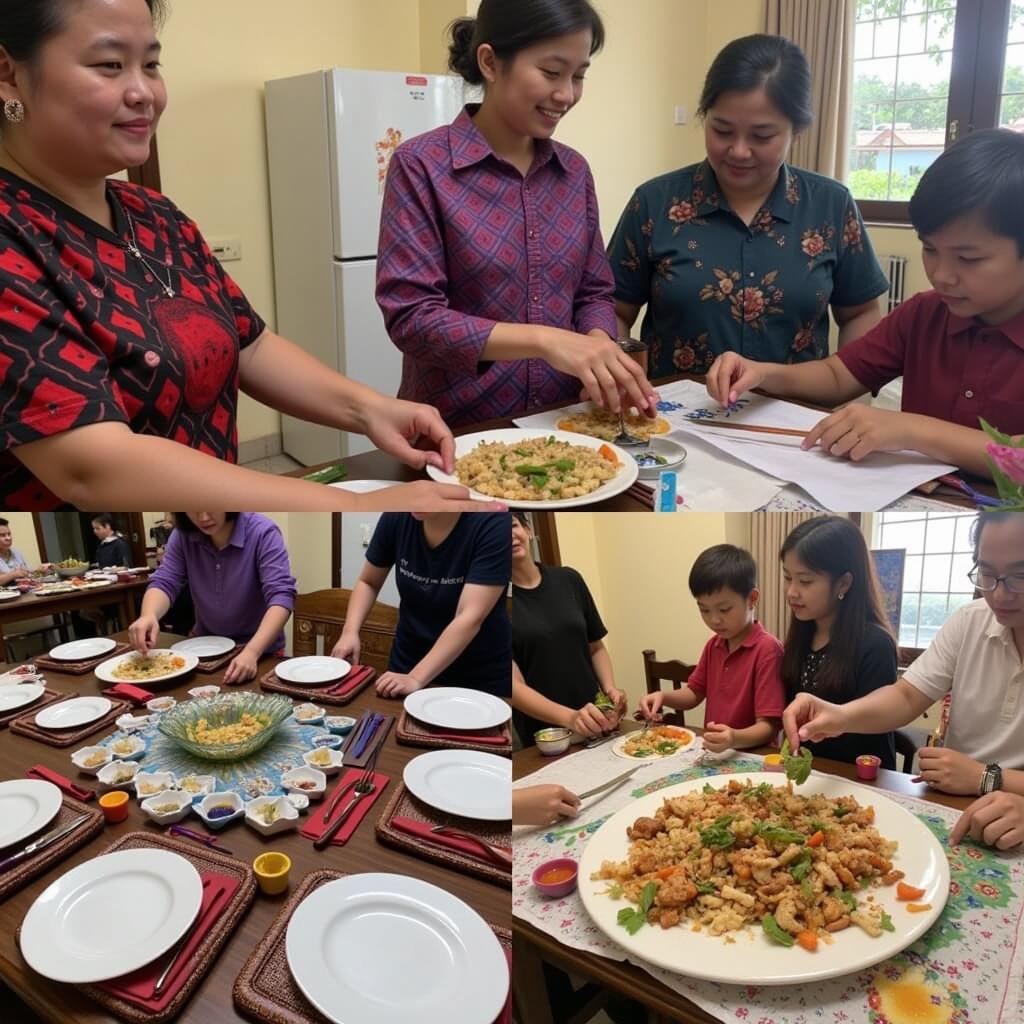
[674,105,688,125]
[209,238,242,262]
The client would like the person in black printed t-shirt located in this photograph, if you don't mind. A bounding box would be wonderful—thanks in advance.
[332,513,511,698]
[0,0,498,515]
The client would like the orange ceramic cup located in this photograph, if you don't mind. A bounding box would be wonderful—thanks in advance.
[99,790,130,823]
[254,852,291,895]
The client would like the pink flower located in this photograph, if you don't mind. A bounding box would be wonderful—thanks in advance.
[987,443,1024,484]
[739,287,765,321]
[802,233,826,257]
[668,201,695,224]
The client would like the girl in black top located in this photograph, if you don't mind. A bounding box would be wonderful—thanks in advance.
[511,514,625,745]
[780,516,897,769]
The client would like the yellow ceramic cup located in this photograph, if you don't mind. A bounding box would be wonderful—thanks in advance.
[253,851,291,895]
[762,753,786,773]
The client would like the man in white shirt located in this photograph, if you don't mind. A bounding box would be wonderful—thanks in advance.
[0,518,30,586]
[783,511,1024,850]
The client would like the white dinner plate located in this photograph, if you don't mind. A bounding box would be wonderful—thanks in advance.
[0,589,21,601]
[275,656,351,686]
[402,749,511,821]
[426,428,639,509]
[171,635,236,658]
[577,771,951,985]
[0,779,62,849]
[94,649,199,685]
[47,637,117,661]
[35,696,113,730]
[20,849,204,982]
[610,726,698,761]
[285,873,508,1024]
[0,682,45,713]
[404,687,511,731]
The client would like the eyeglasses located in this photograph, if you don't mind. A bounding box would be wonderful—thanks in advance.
[967,568,1024,594]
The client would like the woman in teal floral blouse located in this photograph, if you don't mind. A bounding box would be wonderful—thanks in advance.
[608,35,889,380]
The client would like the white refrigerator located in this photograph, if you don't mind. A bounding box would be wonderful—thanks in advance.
[265,69,464,466]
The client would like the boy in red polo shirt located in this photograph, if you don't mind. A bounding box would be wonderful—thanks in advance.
[639,544,784,752]
[705,128,1024,481]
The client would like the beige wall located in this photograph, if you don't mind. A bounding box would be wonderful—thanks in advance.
[552,512,754,722]
[3,513,42,567]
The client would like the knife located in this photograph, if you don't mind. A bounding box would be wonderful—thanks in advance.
[576,766,640,801]
[0,815,89,873]
[583,732,619,750]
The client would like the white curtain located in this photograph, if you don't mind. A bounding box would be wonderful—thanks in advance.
[765,0,856,180]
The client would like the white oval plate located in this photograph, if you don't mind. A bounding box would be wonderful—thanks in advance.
[0,779,63,849]
[610,726,698,761]
[94,649,199,685]
[426,428,638,509]
[404,687,511,731]
[0,590,21,601]
[402,749,511,821]
[20,849,204,983]
[47,637,117,661]
[35,696,113,730]
[285,873,508,1024]
[0,682,45,713]
[275,656,351,686]
[171,635,236,658]
[577,771,951,985]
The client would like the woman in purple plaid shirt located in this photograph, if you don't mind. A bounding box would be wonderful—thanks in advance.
[376,0,658,428]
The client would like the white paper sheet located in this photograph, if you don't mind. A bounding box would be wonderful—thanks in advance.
[513,402,786,511]
[654,380,957,511]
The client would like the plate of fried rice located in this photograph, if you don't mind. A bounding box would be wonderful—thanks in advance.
[578,772,949,984]
[95,649,199,686]
[427,429,638,509]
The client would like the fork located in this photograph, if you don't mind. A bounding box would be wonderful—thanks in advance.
[314,750,378,850]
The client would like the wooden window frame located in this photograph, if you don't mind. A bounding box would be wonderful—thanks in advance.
[855,0,1012,225]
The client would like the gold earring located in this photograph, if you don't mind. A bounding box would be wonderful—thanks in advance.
[3,99,25,124]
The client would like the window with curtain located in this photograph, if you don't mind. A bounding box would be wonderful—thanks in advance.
[872,511,977,651]
[847,0,1023,223]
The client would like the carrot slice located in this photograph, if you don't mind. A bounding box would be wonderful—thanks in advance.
[598,444,619,463]
[896,882,926,901]
[907,902,932,913]
[797,930,819,952]
[807,830,825,847]
[656,866,678,880]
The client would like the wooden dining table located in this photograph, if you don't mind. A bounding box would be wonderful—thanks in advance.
[294,373,985,511]
[0,632,510,1024]
[0,579,150,664]
[511,732,974,1024]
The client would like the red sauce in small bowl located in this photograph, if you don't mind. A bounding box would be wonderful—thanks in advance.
[538,865,577,886]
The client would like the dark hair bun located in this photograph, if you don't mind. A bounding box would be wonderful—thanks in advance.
[448,17,484,85]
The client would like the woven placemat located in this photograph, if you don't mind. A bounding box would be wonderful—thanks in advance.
[396,708,512,755]
[80,830,256,1024]
[9,696,130,747]
[258,665,376,706]
[0,795,104,903]
[0,686,65,730]
[233,869,511,1024]
[375,781,511,888]
[194,645,244,674]
[33,642,132,675]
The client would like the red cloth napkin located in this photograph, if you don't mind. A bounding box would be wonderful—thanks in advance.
[25,765,95,802]
[496,947,512,1024]
[390,816,511,866]
[301,769,389,846]
[100,683,154,705]
[97,871,240,1011]
[323,664,374,697]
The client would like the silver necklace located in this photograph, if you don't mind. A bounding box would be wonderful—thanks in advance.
[124,212,175,298]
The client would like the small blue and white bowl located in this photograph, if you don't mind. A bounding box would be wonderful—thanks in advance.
[325,715,357,736]
[195,791,245,830]
[292,702,325,726]
[311,733,343,750]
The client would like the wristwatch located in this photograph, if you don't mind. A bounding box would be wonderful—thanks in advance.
[980,763,1003,795]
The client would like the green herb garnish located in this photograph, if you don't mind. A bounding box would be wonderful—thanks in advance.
[838,890,858,911]
[779,738,813,785]
[790,850,813,881]
[800,877,814,904]
[756,822,806,845]
[761,914,795,947]
[703,783,717,794]
[617,881,657,935]
[655,741,679,754]
[879,911,894,932]
[695,881,717,895]
[698,815,736,849]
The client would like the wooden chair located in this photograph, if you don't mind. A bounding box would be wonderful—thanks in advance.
[642,649,696,728]
[292,588,399,674]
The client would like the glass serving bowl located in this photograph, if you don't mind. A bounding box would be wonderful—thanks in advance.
[157,692,293,761]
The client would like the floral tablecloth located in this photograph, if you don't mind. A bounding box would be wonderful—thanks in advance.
[514,752,1024,1024]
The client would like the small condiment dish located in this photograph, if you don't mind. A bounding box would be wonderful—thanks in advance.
[302,747,343,774]
[292,702,325,725]
[97,759,140,792]
[134,770,176,800]
[107,734,146,760]
[325,715,357,735]
[632,438,687,479]
[195,791,245,830]
[532,858,579,898]
[245,795,299,836]
[176,774,217,802]
[140,790,193,825]
[187,685,221,700]
[281,766,327,799]
[534,727,572,757]
[311,733,343,750]
[145,696,176,714]
[71,745,112,775]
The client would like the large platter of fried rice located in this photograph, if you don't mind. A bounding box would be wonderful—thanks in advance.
[577,772,949,984]
[95,649,199,686]
[426,428,638,509]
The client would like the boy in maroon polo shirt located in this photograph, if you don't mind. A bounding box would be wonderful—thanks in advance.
[705,128,1024,481]
[639,544,784,752]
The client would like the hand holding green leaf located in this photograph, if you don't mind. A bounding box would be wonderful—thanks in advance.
[780,737,813,785]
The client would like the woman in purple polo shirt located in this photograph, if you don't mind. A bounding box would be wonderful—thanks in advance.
[129,512,296,684]
[375,0,657,427]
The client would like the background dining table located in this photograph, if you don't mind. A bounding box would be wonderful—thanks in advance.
[291,373,986,511]
[511,728,975,1024]
[0,631,510,1024]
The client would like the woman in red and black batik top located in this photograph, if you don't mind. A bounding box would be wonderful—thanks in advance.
[0,0,498,514]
